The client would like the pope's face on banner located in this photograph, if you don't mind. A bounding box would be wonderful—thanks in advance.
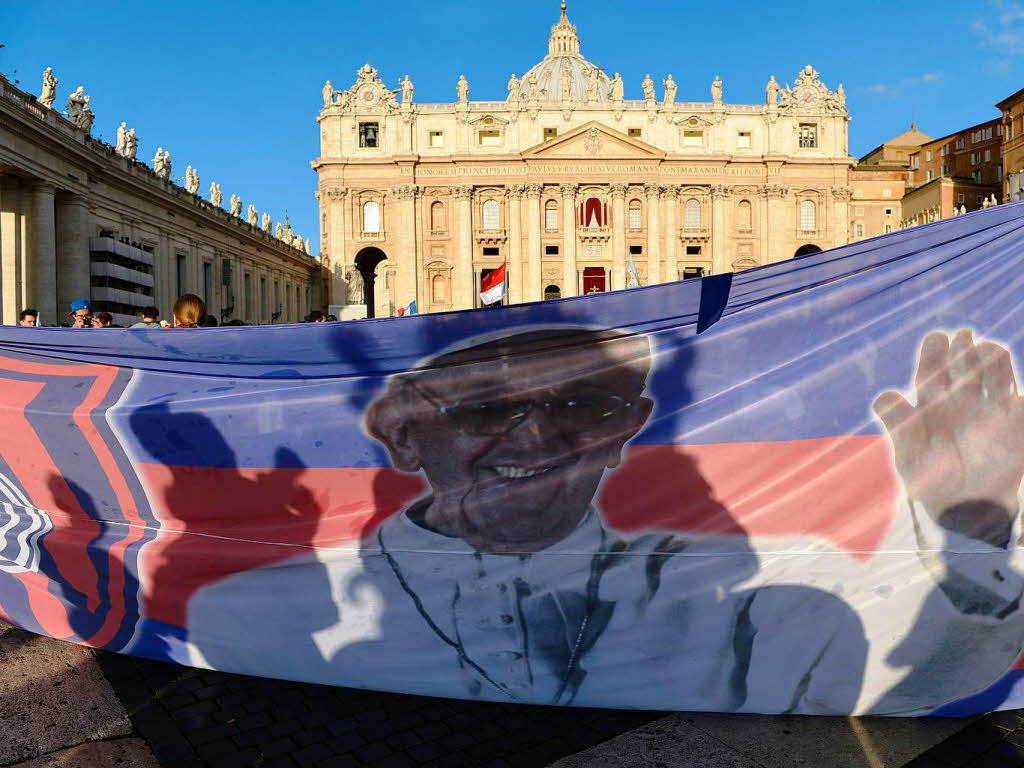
[368,330,654,553]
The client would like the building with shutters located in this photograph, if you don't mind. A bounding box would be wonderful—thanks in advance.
[315,2,855,317]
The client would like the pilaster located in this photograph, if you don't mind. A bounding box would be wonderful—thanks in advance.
[508,185,524,305]
[610,182,627,291]
[526,184,543,302]
[454,185,474,309]
[560,183,579,297]
[645,183,662,285]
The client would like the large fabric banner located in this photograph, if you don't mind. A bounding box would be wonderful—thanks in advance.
[3,204,1024,715]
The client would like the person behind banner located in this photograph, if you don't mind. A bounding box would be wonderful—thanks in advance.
[188,326,1024,714]
[131,306,161,328]
[18,309,38,327]
[69,298,100,328]
[170,294,206,329]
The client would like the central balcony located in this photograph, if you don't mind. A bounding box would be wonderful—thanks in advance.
[474,228,507,244]
[578,226,611,242]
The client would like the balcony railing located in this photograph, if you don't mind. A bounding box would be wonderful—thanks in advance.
[89,237,155,266]
[359,230,386,241]
[578,226,611,242]
[474,228,507,243]
[679,227,710,239]
[90,261,154,287]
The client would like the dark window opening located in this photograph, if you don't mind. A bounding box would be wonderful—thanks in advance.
[629,245,643,255]
[686,245,702,256]
[359,122,379,148]
[545,245,560,255]
[544,284,561,300]
[683,267,705,280]
[482,247,500,256]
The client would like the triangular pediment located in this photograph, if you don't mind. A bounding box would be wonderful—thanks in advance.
[521,121,665,160]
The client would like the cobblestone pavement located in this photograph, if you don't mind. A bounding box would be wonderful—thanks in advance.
[96,651,663,768]
[905,710,1024,768]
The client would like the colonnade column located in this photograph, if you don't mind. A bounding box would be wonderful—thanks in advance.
[663,185,679,283]
[454,185,474,310]
[560,184,578,298]
[395,184,418,311]
[55,193,91,318]
[31,182,57,325]
[525,184,542,302]
[758,187,771,265]
[710,184,731,275]
[831,187,851,248]
[610,183,627,291]
[0,176,21,325]
[645,184,661,285]
[507,185,524,305]
[325,187,348,305]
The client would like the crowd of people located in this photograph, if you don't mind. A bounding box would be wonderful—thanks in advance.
[14,298,339,328]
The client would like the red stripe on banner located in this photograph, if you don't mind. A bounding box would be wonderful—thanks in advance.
[0,355,109,379]
[600,436,898,557]
[135,464,427,627]
[16,571,76,640]
[0,379,104,625]
[136,435,899,628]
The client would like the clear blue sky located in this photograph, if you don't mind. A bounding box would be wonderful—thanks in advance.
[3,0,1020,254]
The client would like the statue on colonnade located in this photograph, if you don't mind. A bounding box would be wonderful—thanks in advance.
[39,67,58,109]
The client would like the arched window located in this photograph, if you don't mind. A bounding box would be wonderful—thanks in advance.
[800,199,816,232]
[431,274,448,303]
[628,200,643,230]
[545,200,559,230]
[684,198,701,230]
[430,201,446,232]
[362,200,381,233]
[737,200,752,232]
[544,284,561,300]
[482,199,500,230]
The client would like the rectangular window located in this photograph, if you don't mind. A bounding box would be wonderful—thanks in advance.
[884,207,893,216]
[855,223,865,238]
[478,130,501,146]
[972,170,982,182]
[628,206,642,230]
[629,245,643,255]
[798,124,818,148]
[628,128,642,139]
[682,130,704,147]
[428,130,444,148]
[358,122,379,148]
[482,247,500,257]
[925,150,932,161]
[176,254,187,296]
[958,193,965,203]
[543,127,558,141]
[941,164,948,176]
[985,149,992,162]
[998,164,1003,181]
[971,153,978,165]
[544,245,559,255]
[685,246,702,256]
[737,131,752,149]
[977,196,984,205]
[956,138,965,150]
[926,169,934,181]
[910,156,919,170]
[682,267,704,279]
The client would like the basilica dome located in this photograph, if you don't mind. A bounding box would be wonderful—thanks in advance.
[511,3,613,103]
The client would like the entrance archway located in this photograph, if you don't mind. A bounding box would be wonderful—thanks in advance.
[582,267,606,294]
[794,244,822,258]
[354,247,387,318]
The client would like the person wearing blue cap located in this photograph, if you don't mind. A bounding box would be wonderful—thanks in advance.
[69,298,100,328]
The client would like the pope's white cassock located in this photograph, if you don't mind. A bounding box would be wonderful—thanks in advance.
[186,499,1024,715]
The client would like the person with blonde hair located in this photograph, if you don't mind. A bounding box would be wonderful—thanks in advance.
[171,294,207,328]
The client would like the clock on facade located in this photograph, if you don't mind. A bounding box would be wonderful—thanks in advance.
[796,86,819,107]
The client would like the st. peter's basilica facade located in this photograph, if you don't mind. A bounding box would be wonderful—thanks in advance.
[315,3,853,317]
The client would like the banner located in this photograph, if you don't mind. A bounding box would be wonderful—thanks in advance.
[2,203,1024,715]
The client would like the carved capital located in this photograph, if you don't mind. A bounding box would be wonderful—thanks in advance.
[525,183,543,199]
[559,183,579,197]
[830,186,852,202]
[507,184,527,199]
[395,184,420,200]
[325,187,349,201]
[644,183,662,198]
[660,184,680,199]
[710,184,733,199]
[453,185,473,200]
[763,184,789,199]
[609,182,628,198]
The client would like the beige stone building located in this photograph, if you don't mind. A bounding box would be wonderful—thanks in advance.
[315,3,855,317]
[0,72,318,327]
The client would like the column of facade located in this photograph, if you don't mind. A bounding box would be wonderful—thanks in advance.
[831,187,851,248]
[55,193,91,318]
[710,185,731,274]
[453,185,474,309]
[758,188,771,264]
[765,185,788,263]
[560,183,578,298]
[525,184,543,302]
[663,185,679,283]
[394,185,418,311]
[507,185,524,305]
[33,182,63,324]
[325,188,348,305]
[0,177,21,325]
[610,183,627,291]
[645,184,662,285]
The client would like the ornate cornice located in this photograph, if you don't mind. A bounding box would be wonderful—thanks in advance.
[763,184,789,199]
[710,184,734,199]
[830,186,852,201]
[559,183,579,197]
[453,185,473,200]
[325,187,349,200]
[525,183,544,199]
[395,184,420,200]
[507,184,527,198]
[609,182,628,197]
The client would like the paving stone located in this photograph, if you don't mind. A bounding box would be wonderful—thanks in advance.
[292,742,334,768]
[7,737,161,768]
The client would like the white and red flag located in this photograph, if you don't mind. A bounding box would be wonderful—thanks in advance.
[479,263,507,305]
